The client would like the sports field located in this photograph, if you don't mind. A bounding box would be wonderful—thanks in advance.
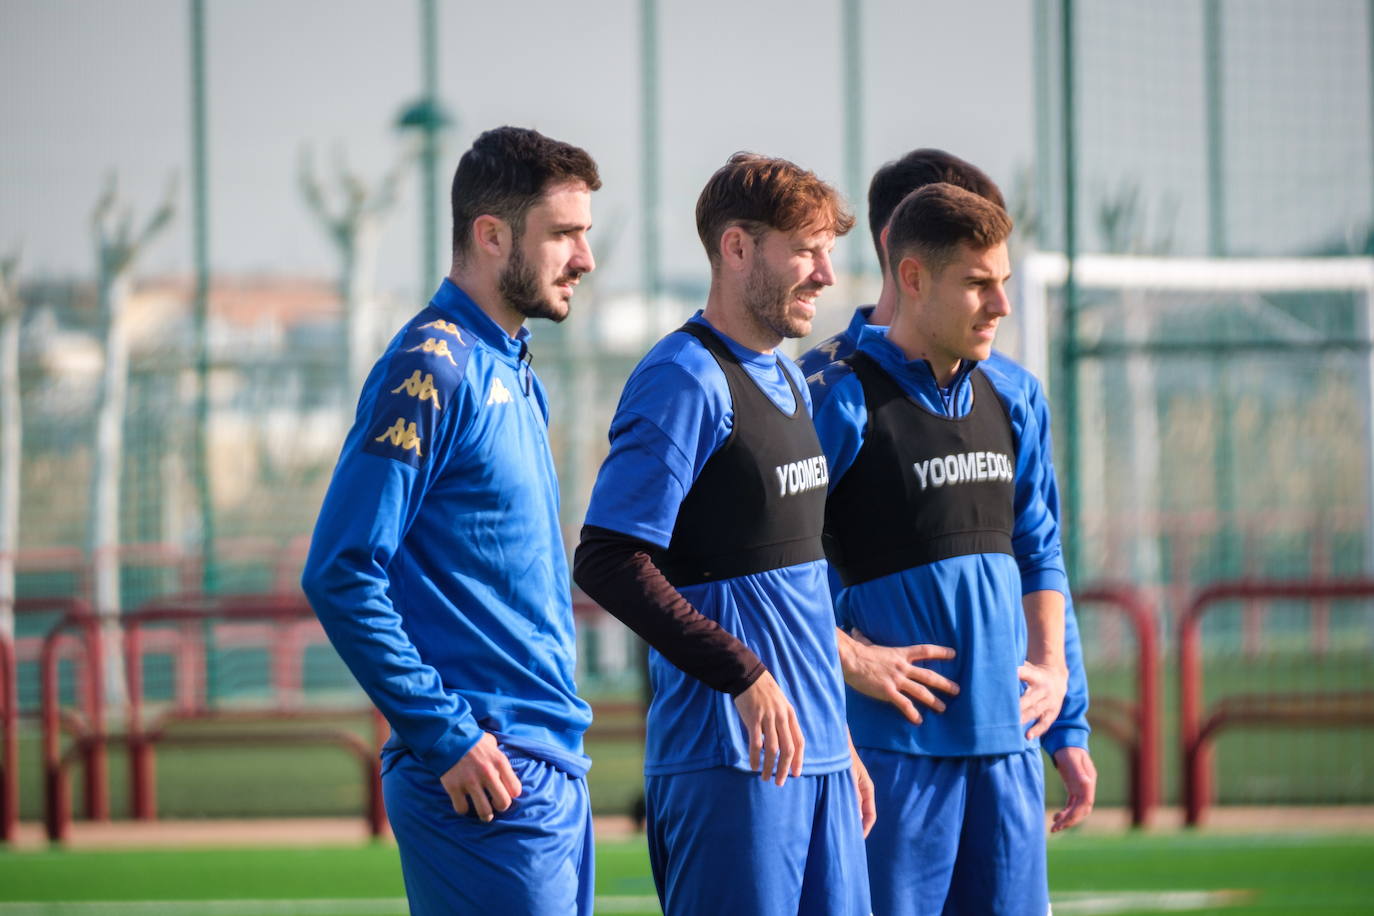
[1,831,1372,915]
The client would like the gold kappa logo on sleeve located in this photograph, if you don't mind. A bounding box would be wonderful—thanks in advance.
[418,320,464,343]
[407,338,459,366]
[374,418,423,455]
[391,370,442,409]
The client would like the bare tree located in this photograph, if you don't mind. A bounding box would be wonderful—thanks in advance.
[299,146,410,394]
[89,172,176,705]
[0,249,21,644]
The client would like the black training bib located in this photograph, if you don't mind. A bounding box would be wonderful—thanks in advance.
[824,354,1017,587]
[655,323,828,587]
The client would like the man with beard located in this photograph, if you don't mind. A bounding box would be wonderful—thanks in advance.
[574,153,873,916]
[302,126,599,916]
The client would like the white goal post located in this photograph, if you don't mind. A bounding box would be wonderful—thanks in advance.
[1012,252,1374,580]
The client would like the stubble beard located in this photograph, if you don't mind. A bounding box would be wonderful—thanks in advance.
[743,258,812,341]
[498,243,569,323]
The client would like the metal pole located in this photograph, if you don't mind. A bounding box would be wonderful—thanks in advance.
[189,0,214,597]
[842,0,866,281]
[640,0,661,326]
[188,0,219,719]
[421,0,441,294]
[1363,269,1374,575]
[1368,0,1374,251]
[1204,0,1227,256]
[1059,0,1082,582]
[1367,1,1374,572]
[1032,0,1054,251]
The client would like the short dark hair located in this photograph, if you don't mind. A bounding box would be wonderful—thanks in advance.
[867,149,1004,269]
[886,183,1012,282]
[450,126,601,261]
[695,152,855,268]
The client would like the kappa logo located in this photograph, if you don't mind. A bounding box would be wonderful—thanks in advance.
[391,370,441,409]
[486,376,513,406]
[407,338,458,366]
[806,369,828,388]
[816,338,842,362]
[418,319,464,343]
[374,417,423,456]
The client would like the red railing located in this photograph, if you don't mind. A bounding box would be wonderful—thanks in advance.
[1,630,16,843]
[40,608,105,842]
[1076,585,1160,827]
[39,594,386,842]
[121,594,385,837]
[1179,579,1374,826]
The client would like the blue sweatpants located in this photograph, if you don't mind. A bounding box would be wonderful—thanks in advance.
[381,748,594,916]
[861,747,1047,916]
[646,767,871,916]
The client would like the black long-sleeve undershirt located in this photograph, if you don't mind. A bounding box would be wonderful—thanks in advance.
[572,524,764,697]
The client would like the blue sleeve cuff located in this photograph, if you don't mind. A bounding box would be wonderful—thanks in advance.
[418,719,485,778]
[1041,726,1091,757]
[1021,568,1069,598]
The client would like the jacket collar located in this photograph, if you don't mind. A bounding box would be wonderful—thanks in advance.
[430,278,532,364]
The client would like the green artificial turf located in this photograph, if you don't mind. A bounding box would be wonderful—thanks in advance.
[1,833,1373,915]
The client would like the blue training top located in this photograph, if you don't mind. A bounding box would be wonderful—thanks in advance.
[804,316,1089,757]
[584,312,852,777]
[302,279,592,779]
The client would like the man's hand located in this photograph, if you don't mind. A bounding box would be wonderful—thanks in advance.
[837,627,959,726]
[849,738,877,838]
[733,670,805,786]
[439,732,523,822]
[1017,660,1069,740]
[1020,590,1068,741]
[1049,746,1096,832]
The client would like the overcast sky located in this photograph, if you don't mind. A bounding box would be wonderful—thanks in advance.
[6,0,1370,308]
[1,0,1037,303]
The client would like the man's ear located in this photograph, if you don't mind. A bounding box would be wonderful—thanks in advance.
[898,255,925,300]
[471,214,511,259]
[719,224,752,273]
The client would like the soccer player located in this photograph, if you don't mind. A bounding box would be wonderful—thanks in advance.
[809,182,1076,915]
[574,153,873,916]
[301,126,600,916]
[799,149,1095,839]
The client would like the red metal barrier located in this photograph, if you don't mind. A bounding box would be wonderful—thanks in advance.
[1,632,16,843]
[1076,585,1160,827]
[23,597,106,827]
[40,609,104,842]
[1179,579,1374,826]
[122,594,385,837]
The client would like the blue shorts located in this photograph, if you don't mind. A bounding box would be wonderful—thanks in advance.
[645,767,871,916]
[861,747,1047,916]
[382,747,594,916]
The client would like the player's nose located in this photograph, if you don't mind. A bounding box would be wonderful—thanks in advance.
[812,249,836,287]
[987,282,1011,317]
[571,237,595,274]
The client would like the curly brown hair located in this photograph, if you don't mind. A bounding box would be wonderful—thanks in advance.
[695,152,854,268]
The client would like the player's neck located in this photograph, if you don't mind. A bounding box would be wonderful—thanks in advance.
[870,281,898,327]
[702,288,780,354]
[446,267,525,339]
[886,317,959,386]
